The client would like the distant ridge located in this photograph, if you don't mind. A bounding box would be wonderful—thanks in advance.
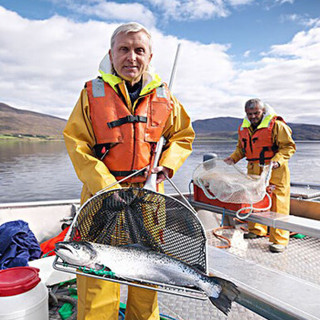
[1,103,320,141]
[193,117,242,133]
[193,117,320,140]
[0,103,66,138]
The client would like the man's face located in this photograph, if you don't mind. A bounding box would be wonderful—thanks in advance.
[245,105,265,127]
[109,31,152,86]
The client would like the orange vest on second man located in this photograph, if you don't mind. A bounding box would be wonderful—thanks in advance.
[238,116,285,165]
[86,78,173,183]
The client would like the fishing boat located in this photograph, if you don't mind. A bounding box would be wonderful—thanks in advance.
[0,181,320,320]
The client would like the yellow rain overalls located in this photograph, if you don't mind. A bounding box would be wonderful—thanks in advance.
[230,114,296,246]
[63,71,195,320]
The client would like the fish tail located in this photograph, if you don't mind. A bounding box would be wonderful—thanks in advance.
[207,276,239,315]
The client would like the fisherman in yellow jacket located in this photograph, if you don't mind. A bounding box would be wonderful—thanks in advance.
[63,22,195,320]
[224,98,296,253]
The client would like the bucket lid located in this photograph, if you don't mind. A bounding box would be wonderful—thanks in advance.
[0,266,41,296]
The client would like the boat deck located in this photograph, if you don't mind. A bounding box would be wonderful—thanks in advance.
[118,220,320,320]
[1,194,319,320]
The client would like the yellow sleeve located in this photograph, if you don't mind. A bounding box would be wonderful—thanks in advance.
[230,137,245,163]
[159,94,195,177]
[63,89,121,196]
[271,120,296,166]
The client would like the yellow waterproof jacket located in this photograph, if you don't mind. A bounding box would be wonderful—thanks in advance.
[64,73,195,203]
[231,119,296,175]
[230,118,296,216]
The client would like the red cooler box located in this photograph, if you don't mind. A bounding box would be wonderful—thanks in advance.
[193,184,272,214]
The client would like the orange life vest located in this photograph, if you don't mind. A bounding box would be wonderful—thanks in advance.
[86,78,173,183]
[238,116,284,165]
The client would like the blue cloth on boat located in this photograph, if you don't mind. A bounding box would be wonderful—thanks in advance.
[0,220,41,269]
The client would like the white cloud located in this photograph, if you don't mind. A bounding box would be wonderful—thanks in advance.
[147,0,229,20]
[67,0,156,28]
[0,5,319,125]
[281,14,320,28]
[243,50,251,57]
[276,0,294,4]
[228,27,320,123]
[0,6,115,118]
[280,13,299,23]
[228,0,254,6]
[269,27,320,60]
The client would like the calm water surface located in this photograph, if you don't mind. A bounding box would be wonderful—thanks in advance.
[0,140,319,203]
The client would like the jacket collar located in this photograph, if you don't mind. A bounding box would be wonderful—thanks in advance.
[241,105,277,129]
[98,53,162,95]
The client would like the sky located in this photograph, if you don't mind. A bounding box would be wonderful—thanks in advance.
[0,0,319,124]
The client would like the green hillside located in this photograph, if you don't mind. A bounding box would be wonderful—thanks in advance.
[0,103,66,140]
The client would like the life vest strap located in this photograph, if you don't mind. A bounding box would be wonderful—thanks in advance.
[107,115,147,129]
[110,169,146,177]
[246,155,273,162]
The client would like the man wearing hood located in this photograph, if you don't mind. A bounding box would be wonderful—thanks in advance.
[63,22,195,319]
[224,98,296,253]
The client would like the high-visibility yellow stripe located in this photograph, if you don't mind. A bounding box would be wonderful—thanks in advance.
[241,113,277,129]
[98,70,162,95]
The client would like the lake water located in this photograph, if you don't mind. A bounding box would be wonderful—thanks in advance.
[0,140,319,203]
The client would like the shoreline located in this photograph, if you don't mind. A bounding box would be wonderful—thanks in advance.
[1,135,320,144]
[0,134,63,142]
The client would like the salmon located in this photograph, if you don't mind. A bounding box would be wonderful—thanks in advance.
[55,241,239,315]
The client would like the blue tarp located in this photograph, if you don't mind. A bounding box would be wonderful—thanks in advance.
[0,220,41,269]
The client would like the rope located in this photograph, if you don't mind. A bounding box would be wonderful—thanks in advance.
[160,315,180,320]
[42,249,55,258]
[78,266,115,277]
[212,226,234,249]
[119,309,126,320]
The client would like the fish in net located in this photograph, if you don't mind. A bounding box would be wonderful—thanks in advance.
[68,187,207,273]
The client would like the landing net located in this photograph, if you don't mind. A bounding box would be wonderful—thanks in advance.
[67,188,207,273]
[193,159,271,204]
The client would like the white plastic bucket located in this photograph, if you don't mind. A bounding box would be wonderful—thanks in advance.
[0,266,49,320]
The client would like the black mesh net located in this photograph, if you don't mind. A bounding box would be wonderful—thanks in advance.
[68,188,207,273]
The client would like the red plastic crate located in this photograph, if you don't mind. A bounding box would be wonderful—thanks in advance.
[193,184,271,213]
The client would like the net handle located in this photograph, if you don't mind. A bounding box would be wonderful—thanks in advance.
[144,44,181,191]
[164,172,198,215]
[96,166,149,195]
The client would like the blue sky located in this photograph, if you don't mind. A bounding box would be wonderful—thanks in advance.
[0,0,319,124]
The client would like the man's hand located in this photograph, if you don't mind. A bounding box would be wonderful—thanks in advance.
[224,157,235,165]
[112,190,126,203]
[151,166,171,184]
[271,161,280,169]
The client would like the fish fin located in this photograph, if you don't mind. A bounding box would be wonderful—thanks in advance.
[208,277,239,316]
[192,264,206,272]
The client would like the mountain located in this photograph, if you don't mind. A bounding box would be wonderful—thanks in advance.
[193,117,320,140]
[1,103,320,141]
[0,103,66,139]
[193,117,242,133]
[192,117,241,140]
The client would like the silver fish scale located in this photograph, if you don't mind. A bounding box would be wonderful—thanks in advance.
[118,224,320,319]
